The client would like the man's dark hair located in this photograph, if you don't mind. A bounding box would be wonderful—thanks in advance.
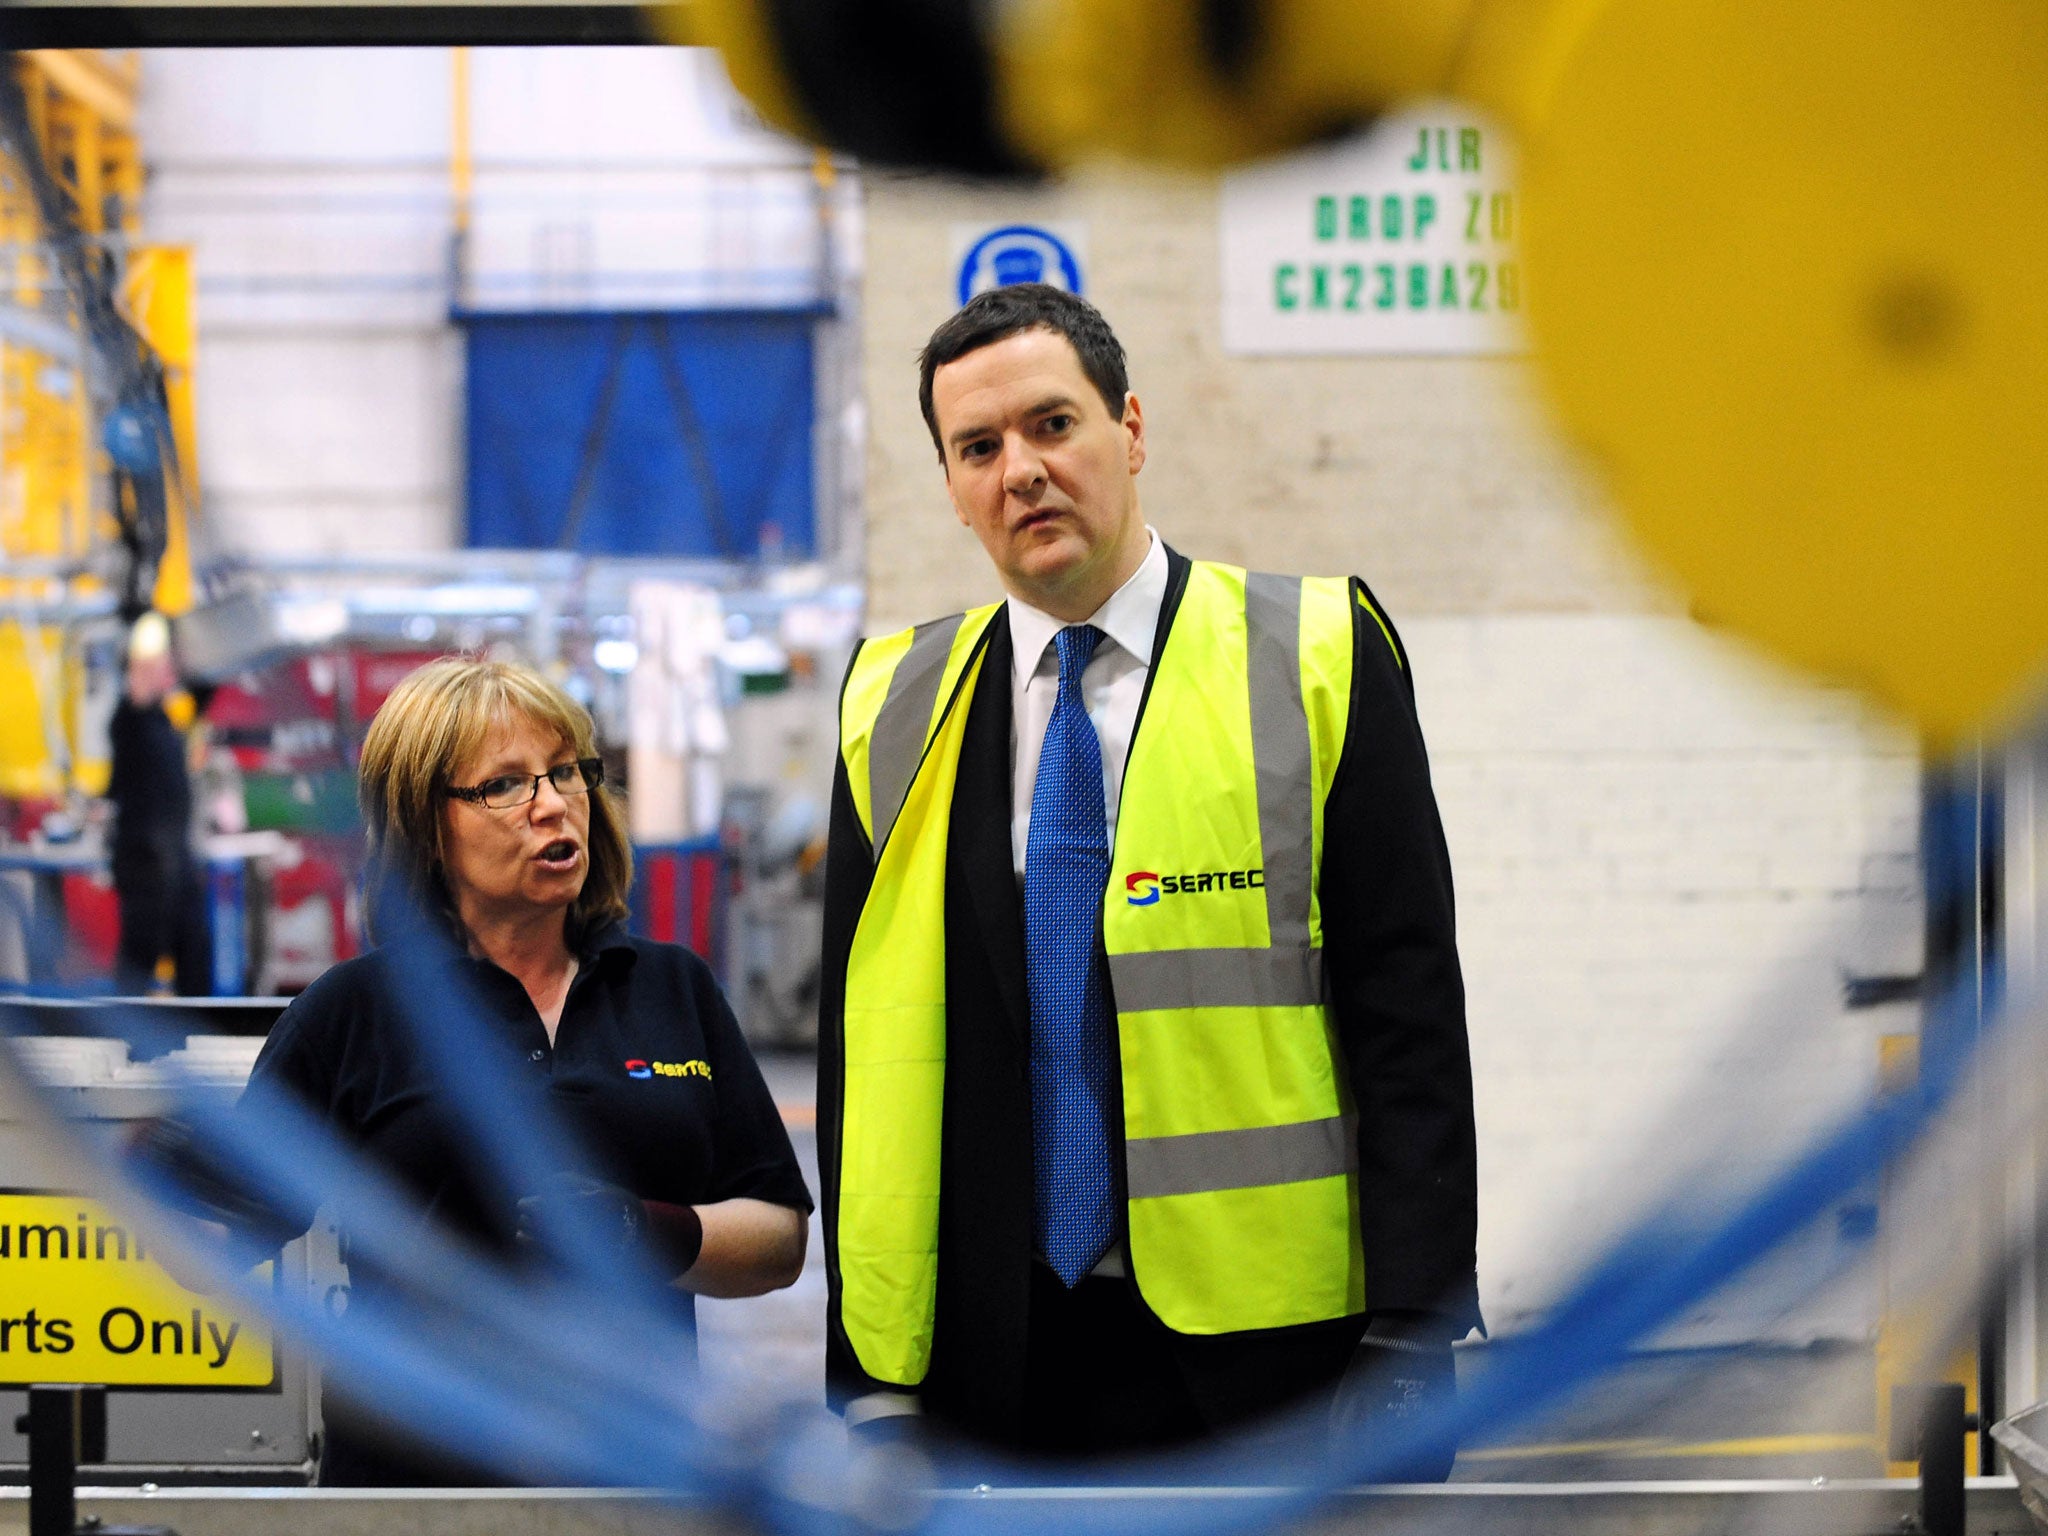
[917,283,1130,458]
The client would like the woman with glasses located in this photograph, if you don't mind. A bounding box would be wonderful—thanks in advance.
[237,655,812,1485]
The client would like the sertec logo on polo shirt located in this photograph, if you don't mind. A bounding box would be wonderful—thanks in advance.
[623,1059,711,1079]
[1125,869,1265,906]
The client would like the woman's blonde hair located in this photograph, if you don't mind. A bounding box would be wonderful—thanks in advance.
[357,655,631,946]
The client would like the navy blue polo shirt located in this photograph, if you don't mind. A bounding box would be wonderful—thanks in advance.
[243,921,812,1314]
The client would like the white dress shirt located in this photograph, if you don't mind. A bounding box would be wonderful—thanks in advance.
[1007,528,1168,879]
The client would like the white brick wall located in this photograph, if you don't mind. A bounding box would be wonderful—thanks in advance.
[860,167,1654,632]
[1409,615,1920,1335]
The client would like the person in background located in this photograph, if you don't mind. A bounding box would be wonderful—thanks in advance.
[222,655,812,1485]
[818,285,1479,1469]
[106,609,209,994]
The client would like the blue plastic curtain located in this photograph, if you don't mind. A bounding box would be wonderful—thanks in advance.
[462,310,816,558]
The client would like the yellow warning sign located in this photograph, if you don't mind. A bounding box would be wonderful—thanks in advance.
[0,1193,276,1389]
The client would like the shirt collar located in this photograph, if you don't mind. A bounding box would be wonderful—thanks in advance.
[577,920,638,968]
[386,913,637,972]
[1007,527,1166,686]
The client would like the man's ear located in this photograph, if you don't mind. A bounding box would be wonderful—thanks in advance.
[942,461,972,528]
[1123,392,1147,476]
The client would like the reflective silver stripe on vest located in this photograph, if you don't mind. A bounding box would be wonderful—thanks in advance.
[1125,1114,1357,1200]
[1108,946,1323,1011]
[867,615,965,861]
[1243,572,1312,949]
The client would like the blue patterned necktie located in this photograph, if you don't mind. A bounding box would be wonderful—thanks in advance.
[1025,623,1118,1287]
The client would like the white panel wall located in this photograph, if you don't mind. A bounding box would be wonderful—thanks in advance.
[140,48,452,163]
[197,332,463,555]
[136,47,850,560]
[140,51,456,552]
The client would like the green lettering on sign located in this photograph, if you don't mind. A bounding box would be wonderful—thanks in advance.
[1314,196,1337,240]
[1407,125,1485,174]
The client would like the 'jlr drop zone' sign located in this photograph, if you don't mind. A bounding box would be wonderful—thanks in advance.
[1221,103,1524,356]
[0,1192,277,1389]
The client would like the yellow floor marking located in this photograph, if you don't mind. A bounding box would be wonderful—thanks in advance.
[1461,1432,1879,1462]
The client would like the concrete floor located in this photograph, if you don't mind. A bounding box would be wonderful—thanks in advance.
[1453,1343,1885,1483]
[694,1052,827,1417]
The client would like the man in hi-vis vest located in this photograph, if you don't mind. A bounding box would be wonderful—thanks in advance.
[820,283,1479,1468]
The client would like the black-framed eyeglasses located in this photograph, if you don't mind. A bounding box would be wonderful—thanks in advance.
[446,758,604,810]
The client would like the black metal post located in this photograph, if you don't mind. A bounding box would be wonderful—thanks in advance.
[15,1385,104,1536]
[1919,1383,1968,1536]
[1892,1382,1977,1536]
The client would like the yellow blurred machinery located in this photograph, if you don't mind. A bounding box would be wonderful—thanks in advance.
[681,0,2048,747]
[0,51,197,806]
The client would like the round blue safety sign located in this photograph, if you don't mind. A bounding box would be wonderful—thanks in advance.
[956,225,1085,306]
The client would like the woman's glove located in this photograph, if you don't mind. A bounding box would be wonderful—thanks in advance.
[514,1173,703,1277]
[1328,1309,1459,1482]
[514,1172,646,1255]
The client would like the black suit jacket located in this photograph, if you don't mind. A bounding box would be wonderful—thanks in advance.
[819,548,1479,1447]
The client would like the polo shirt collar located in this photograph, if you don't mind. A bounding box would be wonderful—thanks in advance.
[1008,526,1166,685]
[385,913,636,972]
[578,920,638,969]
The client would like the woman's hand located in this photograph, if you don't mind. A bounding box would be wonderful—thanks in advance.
[123,1115,301,1253]
[116,1116,294,1293]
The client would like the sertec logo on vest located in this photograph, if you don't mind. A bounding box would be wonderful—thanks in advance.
[1124,869,1266,906]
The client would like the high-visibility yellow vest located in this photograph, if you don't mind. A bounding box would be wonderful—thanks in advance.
[835,562,1378,1386]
